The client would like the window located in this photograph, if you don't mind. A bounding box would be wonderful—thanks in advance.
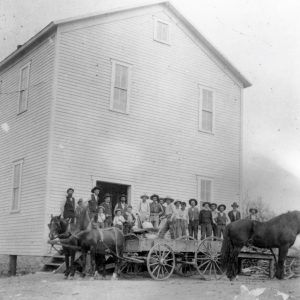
[199,86,215,133]
[18,63,31,114]
[11,159,23,212]
[154,19,170,44]
[197,176,213,204]
[110,60,132,114]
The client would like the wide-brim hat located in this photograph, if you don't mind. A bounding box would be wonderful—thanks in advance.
[231,202,239,208]
[150,194,159,200]
[181,202,187,206]
[164,196,174,203]
[104,193,111,199]
[202,201,211,207]
[67,188,74,193]
[210,203,217,208]
[218,204,226,211]
[189,198,198,206]
[115,208,122,213]
[249,208,258,214]
[119,194,127,200]
[174,200,181,205]
[140,194,149,199]
[91,186,101,193]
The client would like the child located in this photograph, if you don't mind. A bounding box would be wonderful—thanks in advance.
[173,200,182,238]
[124,205,136,234]
[216,204,228,238]
[178,202,188,237]
[113,208,125,231]
[98,206,106,228]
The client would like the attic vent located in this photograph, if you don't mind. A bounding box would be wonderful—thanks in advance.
[154,19,170,44]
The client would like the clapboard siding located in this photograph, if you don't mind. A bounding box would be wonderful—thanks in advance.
[46,7,241,218]
[0,35,55,255]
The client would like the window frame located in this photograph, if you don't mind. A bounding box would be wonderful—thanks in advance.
[198,85,215,134]
[17,62,31,115]
[10,159,24,213]
[197,175,214,206]
[153,18,171,45]
[109,59,132,115]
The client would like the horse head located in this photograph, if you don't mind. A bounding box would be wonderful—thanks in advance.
[48,214,69,240]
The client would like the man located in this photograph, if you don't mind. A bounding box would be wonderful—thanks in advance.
[188,199,199,240]
[75,198,84,222]
[173,200,182,238]
[114,194,128,216]
[199,202,213,240]
[88,186,100,219]
[62,188,76,223]
[247,208,259,221]
[158,197,176,239]
[137,194,150,224]
[216,204,228,238]
[177,202,188,237]
[228,202,241,222]
[210,203,218,237]
[124,205,136,234]
[102,193,113,227]
[149,194,164,229]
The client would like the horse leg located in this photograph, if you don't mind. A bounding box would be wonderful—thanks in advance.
[102,255,106,280]
[69,250,75,279]
[275,244,289,279]
[64,251,70,279]
[227,245,242,281]
[80,250,87,278]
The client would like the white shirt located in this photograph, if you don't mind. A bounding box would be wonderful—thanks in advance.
[113,215,125,226]
[138,201,150,214]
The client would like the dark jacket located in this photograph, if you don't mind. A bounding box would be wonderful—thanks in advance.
[188,207,199,221]
[199,209,213,225]
[114,202,128,216]
[88,194,98,213]
[228,210,241,222]
[63,197,75,219]
[102,202,112,217]
[216,212,227,225]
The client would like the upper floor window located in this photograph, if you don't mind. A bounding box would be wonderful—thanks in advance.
[110,60,132,114]
[11,159,24,212]
[199,86,215,133]
[18,63,31,114]
[154,19,170,44]
[197,176,213,205]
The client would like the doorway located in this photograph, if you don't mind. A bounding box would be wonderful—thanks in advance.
[96,181,130,217]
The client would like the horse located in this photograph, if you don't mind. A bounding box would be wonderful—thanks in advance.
[48,207,91,279]
[221,210,300,280]
[76,223,125,280]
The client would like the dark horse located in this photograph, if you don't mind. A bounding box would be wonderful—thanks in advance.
[48,207,90,279]
[221,210,300,280]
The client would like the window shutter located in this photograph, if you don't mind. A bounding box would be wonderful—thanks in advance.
[12,161,23,211]
[18,64,30,113]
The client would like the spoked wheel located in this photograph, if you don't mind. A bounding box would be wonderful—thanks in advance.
[195,237,225,280]
[176,254,197,277]
[120,261,143,277]
[147,242,175,280]
[285,258,297,279]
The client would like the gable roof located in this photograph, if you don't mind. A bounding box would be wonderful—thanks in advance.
[0,1,251,88]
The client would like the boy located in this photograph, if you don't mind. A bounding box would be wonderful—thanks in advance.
[210,203,218,237]
[173,200,182,238]
[124,205,136,234]
[98,206,106,228]
[216,204,228,238]
[188,199,199,240]
[102,193,113,227]
[62,188,76,223]
[113,208,125,231]
[177,202,188,237]
[199,202,213,240]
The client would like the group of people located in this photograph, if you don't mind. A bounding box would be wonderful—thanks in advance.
[62,187,260,239]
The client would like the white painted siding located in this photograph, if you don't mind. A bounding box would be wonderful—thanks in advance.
[0,35,55,255]
[47,5,242,223]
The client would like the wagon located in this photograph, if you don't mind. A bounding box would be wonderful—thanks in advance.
[121,232,225,281]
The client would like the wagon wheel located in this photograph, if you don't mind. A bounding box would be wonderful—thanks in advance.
[176,253,197,277]
[285,258,297,279]
[175,235,195,241]
[120,261,143,277]
[195,237,225,280]
[147,242,175,280]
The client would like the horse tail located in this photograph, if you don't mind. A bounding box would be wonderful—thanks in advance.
[220,225,233,272]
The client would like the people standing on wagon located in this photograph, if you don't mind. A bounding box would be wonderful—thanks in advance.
[114,194,128,216]
[173,200,182,238]
[113,208,125,231]
[137,194,150,224]
[62,188,76,223]
[247,208,259,221]
[149,194,164,229]
[158,197,176,239]
[102,193,113,227]
[228,202,241,222]
[199,202,213,240]
[124,205,136,234]
[88,186,100,219]
[177,202,188,237]
[98,206,106,228]
[216,204,228,238]
[210,203,218,237]
[188,199,199,240]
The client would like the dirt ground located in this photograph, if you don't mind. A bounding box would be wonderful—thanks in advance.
[0,272,299,300]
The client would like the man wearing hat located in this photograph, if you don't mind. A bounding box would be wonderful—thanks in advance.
[158,197,176,239]
[247,208,260,221]
[177,202,188,237]
[149,194,164,229]
[173,200,182,238]
[124,205,136,234]
[188,199,199,240]
[228,202,241,223]
[210,203,218,237]
[62,188,76,223]
[137,194,150,224]
[216,204,228,238]
[114,194,128,216]
[88,186,100,219]
[199,202,213,240]
[102,193,113,227]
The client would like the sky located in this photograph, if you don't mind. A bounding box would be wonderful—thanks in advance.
[1,0,300,213]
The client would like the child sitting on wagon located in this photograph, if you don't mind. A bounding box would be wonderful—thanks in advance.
[113,208,126,231]
[98,206,106,228]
